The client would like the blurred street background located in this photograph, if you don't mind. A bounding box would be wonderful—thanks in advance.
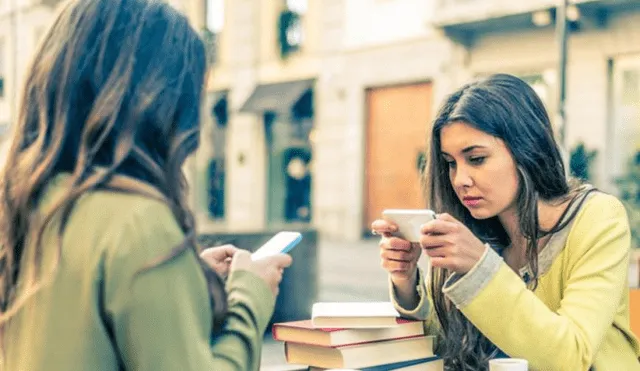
[0,0,639,369]
[2,0,639,246]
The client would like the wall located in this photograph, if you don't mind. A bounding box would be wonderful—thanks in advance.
[343,0,435,50]
[200,0,267,232]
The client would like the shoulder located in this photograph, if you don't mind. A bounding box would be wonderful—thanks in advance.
[76,190,186,262]
[572,191,628,226]
[81,190,180,232]
[566,190,631,254]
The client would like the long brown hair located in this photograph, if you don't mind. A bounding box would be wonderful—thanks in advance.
[0,0,227,338]
[424,74,587,370]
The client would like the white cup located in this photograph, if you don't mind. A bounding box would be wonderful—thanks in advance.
[489,358,528,371]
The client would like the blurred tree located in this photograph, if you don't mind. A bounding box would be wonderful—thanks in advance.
[416,150,427,175]
[617,150,640,249]
[569,142,597,181]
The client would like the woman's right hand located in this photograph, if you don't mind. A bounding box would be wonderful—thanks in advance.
[371,219,422,286]
[230,250,293,297]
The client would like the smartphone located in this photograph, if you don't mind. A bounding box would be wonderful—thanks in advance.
[382,209,437,243]
[251,231,303,260]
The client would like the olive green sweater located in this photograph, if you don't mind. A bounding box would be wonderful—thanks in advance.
[4,174,274,371]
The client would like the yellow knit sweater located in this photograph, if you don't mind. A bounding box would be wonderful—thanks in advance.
[391,191,640,371]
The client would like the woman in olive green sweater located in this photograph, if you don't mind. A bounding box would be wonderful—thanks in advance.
[0,1,291,370]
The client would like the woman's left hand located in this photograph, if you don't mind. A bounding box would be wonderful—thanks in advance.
[200,244,240,279]
[419,213,487,274]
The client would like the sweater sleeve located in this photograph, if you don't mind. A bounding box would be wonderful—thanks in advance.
[443,194,632,371]
[103,201,275,371]
[389,267,441,336]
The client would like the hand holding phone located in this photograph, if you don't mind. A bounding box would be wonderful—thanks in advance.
[251,231,302,261]
[382,209,437,243]
[230,250,293,296]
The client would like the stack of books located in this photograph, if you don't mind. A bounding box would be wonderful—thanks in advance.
[272,301,443,370]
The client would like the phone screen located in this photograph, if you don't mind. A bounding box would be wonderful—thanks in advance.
[251,232,302,260]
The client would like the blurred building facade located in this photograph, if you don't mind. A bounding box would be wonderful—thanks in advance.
[194,0,640,242]
[0,0,204,160]
[195,0,455,240]
[0,1,638,241]
[0,0,201,124]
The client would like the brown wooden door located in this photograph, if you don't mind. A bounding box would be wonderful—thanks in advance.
[364,82,433,234]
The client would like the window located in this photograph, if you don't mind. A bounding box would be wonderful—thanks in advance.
[278,0,306,58]
[286,0,307,15]
[286,18,303,49]
[204,0,223,64]
[611,57,640,185]
[207,93,228,219]
[263,88,314,224]
[206,0,224,33]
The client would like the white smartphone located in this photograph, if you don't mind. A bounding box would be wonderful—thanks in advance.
[382,209,437,243]
[251,231,303,261]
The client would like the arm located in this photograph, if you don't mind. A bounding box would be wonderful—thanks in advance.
[104,202,274,371]
[389,267,441,335]
[212,269,275,369]
[443,195,631,370]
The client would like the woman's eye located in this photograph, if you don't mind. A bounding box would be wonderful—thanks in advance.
[445,160,456,169]
[469,156,486,165]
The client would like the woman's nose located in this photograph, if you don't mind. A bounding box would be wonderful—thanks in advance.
[452,167,473,188]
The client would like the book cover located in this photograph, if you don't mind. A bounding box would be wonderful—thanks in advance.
[311,301,405,328]
[284,334,435,369]
[272,319,424,347]
[308,356,443,371]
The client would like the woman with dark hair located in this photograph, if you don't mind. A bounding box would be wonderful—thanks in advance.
[372,73,640,370]
[0,0,291,370]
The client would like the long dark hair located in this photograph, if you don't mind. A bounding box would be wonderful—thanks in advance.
[424,73,584,370]
[0,0,227,338]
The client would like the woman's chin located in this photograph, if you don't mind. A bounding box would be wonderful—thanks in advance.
[467,208,494,220]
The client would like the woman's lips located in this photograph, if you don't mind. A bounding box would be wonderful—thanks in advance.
[462,197,483,207]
